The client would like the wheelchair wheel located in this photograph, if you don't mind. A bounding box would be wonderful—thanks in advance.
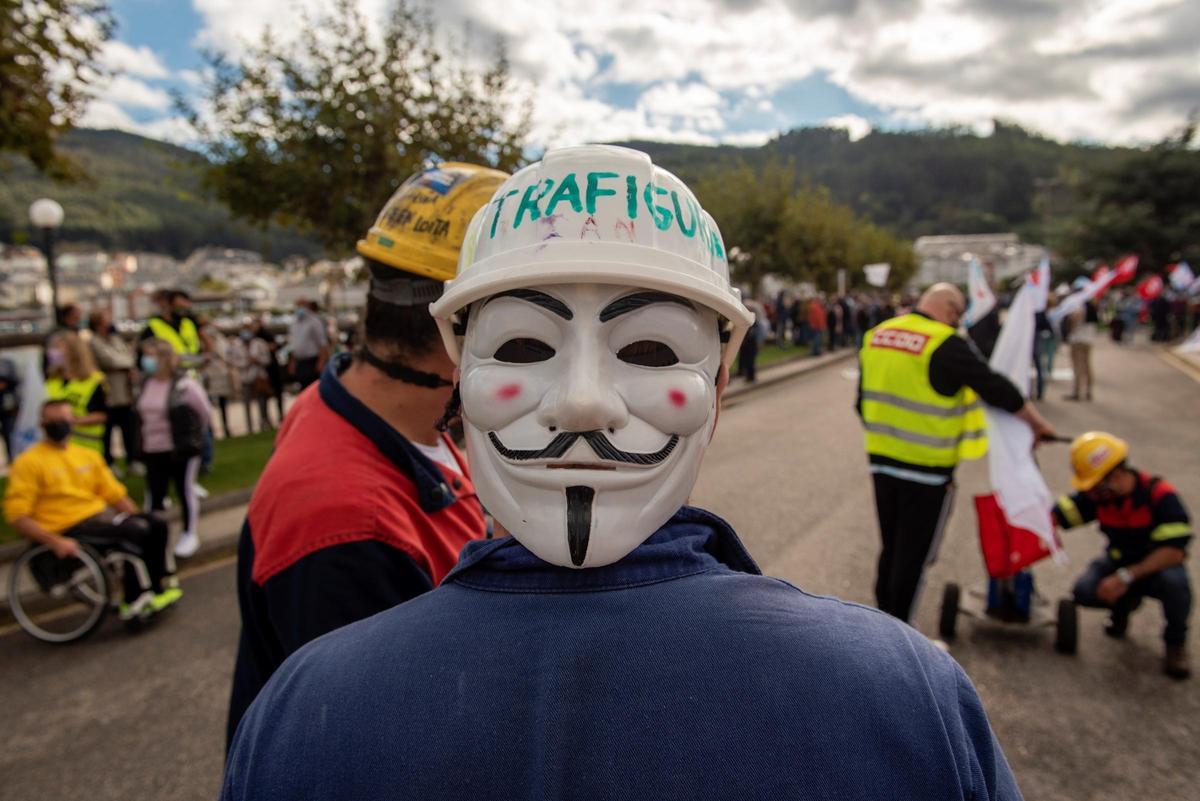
[8,543,111,644]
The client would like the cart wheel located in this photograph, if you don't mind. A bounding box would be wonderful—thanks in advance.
[1055,598,1078,654]
[939,583,960,641]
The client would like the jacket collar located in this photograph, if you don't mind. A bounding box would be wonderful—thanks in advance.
[444,506,760,592]
[318,353,456,513]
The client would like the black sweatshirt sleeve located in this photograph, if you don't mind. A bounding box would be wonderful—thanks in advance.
[928,335,1025,412]
[261,539,435,656]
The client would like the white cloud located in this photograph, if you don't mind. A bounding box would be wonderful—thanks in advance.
[176,0,1198,147]
[101,75,173,111]
[100,40,171,79]
[823,114,872,141]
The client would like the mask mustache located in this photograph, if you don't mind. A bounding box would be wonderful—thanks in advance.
[488,430,679,465]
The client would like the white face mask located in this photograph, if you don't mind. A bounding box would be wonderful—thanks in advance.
[460,283,722,568]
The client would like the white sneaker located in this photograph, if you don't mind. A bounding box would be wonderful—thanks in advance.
[194,483,210,499]
[174,531,201,559]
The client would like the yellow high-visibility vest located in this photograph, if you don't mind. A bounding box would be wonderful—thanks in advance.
[859,313,988,468]
[147,316,200,355]
[45,371,106,453]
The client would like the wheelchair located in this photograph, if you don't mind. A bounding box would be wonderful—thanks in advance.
[7,537,154,644]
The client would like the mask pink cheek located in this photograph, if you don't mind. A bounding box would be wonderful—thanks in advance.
[668,389,687,408]
[496,383,522,401]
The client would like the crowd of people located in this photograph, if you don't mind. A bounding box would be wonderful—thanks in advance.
[737,289,906,381]
[0,289,341,622]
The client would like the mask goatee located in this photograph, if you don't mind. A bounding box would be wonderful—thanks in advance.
[565,486,595,567]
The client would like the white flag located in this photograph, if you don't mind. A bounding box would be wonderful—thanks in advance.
[965,258,996,327]
[9,347,47,458]
[863,262,890,287]
[1170,261,1195,291]
[1048,267,1121,332]
[1028,253,1050,312]
[985,283,1058,555]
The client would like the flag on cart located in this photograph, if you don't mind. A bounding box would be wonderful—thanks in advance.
[975,494,1058,579]
[984,281,1059,556]
[9,347,46,458]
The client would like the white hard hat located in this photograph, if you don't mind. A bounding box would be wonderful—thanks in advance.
[430,144,753,368]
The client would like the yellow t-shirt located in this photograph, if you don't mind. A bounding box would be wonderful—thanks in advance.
[2,442,128,534]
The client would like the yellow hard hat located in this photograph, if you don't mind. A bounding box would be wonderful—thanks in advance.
[357,162,509,283]
[1069,431,1129,491]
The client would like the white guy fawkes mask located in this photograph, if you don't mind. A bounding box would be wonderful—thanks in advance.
[459,282,722,568]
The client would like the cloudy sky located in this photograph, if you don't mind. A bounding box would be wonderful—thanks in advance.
[84,0,1199,149]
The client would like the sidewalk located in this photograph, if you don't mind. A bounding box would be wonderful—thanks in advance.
[0,348,855,615]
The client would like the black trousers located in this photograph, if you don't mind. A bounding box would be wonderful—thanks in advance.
[872,473,955,622]
[103,404,140,466]
[143,451,201,538]
[65,514,169,602]
[737,336,759,382]
[294,357,320,389]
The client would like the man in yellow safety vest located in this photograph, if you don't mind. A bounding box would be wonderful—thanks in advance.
[141,289,202,358]
[857,283,1056,622]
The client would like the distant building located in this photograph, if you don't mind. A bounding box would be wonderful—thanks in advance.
[912,233,1044,288]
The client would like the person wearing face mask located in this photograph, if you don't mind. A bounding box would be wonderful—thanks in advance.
[230,325,274,433]
[3,400,179,621]
[1053,432,1192,679]
[223,146,1021,801]
[87,309,140,471]
[857,282,1057,623]
[43,331,108,454]
[136,339,211,559]
[140,289,202,365]
[224,164,502,747]
[286,297,330,390]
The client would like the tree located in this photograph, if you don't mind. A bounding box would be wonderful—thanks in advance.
[183,0,530,254]
[695,161,916,292]
[1057,123,1200,273]
[0,0,113,177]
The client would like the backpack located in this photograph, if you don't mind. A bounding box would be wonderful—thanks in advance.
[168,378,207,457]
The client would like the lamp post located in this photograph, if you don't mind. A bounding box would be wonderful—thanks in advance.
[29,198,65,321]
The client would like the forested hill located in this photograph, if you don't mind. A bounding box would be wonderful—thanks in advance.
[0,129,319,260]
[617,122,1133,243]
[1,124,1135,259]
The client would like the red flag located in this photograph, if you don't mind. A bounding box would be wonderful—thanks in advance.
[1091,264,1113,298]
[1137,274,1164,300]
[1112,254,1139,285]
[975,494,1055,579]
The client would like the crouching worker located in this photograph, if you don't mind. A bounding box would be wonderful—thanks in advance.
[3,400,180,622]
[223,146,1020,801]
[1054,432,1192,679]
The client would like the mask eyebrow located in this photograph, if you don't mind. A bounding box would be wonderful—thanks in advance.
[485,289,573,320]
[599,291,694,322]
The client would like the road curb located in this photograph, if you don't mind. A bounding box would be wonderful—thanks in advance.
[0,486,255,567]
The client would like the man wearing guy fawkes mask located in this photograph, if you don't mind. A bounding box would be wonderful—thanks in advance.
[223,147,1021,801]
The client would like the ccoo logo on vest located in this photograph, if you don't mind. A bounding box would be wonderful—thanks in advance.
[482,170,726,259]
[870,328,931,355]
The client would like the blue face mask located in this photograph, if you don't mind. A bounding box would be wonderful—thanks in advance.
[295,307,308,319]
[240,331,253,342]
[140,355,158,374]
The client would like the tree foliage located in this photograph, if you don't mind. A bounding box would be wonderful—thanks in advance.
[1060,124,1200,272]
[183,0,530,254]
[694,162,916,291]
[0,0,112,177]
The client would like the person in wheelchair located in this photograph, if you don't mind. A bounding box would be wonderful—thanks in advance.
[3,399,181,621]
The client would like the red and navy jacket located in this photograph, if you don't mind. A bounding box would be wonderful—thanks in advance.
[226,354,485,746]
[1053,471,1191,566]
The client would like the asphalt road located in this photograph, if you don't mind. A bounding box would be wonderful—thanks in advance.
[1,338,1197,801]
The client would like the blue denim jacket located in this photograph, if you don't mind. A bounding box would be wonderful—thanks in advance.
[223,507,1021,800]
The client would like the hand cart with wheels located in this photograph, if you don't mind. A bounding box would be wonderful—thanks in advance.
[939,493,1078,654]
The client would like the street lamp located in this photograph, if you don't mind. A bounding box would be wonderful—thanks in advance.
[29,198,65,319]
